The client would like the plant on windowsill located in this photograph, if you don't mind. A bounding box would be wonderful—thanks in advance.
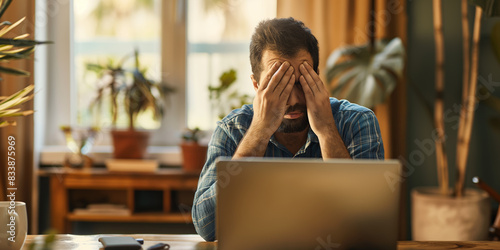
[88,49,174,159]
[180,127,208,172]
[208,68,252,120]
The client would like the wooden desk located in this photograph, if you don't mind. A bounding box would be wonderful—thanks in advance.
[22,234,500,249]
[39,168,200,233]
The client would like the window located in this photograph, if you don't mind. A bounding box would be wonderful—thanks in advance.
[38,0,276,152]
[73,0,162,129]
[186,0,277,130]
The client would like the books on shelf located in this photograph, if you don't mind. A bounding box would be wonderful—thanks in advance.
[105,159,159,172]
[73,203,131,216]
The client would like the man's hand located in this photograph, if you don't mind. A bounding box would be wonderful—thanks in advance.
[233,61,295,158]
[298,61,334,137]
[252,61,296,137]
[299,61,350,159]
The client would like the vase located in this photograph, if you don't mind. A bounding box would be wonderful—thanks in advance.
[111,129,150,159]
[412,187,491,240]
[180,142,208,172]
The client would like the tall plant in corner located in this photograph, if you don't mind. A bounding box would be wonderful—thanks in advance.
[0,0,50,127]
[433,0,498,197]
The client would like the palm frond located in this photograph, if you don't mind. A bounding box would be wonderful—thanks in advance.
[0,65,29,75]
[0,120,15,128]
[0,0,12,20]
[0,84,34,111]
[0,16,25,37]
[0,37,52,47]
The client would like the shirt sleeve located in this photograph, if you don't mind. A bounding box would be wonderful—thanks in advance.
[345,110,385,159]
[191,123,237,241]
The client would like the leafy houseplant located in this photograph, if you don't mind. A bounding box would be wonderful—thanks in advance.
[180,69,251,172]
[180,127,208,172]
[208,68,252,120]
[88,49,174,159]
[325,0,405,109]
[0,0,50,127]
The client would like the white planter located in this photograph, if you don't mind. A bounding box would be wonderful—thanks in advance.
[412,187,491,241]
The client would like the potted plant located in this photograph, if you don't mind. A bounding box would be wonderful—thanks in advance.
[180,127,207,172]
[208,68,252,120]
[409,0,497,241]
[88,49,174,159]
[326,0,497,240]
[325,0,405,109]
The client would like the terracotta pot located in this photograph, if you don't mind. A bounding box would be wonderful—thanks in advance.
[111,129,150,159]
[180,142,208,172]
[412,187,491,240]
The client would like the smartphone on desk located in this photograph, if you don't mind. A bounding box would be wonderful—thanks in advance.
[98,236,142,250]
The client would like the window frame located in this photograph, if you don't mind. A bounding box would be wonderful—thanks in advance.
[36,0,187,165]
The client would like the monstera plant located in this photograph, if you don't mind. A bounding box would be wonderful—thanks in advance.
[325,37,405,109]
[0,0,50,127]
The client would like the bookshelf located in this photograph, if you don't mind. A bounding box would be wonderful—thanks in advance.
[38,167,200,233]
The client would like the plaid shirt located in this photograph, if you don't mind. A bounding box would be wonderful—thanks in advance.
[192,97,384,241]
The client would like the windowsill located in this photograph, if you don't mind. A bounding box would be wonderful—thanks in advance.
[40,145,182,166]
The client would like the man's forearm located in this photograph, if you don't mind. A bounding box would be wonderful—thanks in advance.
[233,125,272,158]
[317,125,351,159]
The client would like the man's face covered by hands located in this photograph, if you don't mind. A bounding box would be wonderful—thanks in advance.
[255,49,313,133]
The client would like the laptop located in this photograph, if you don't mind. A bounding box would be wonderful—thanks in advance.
[216,158,401,250]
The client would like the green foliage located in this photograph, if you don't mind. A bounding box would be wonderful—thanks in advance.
[0,84,34,127]
[0,0,50,128]
[87,49,175,130]
[208,68,252,119]
[325,37,405,109]
[182,127,204,143]
[27,229,57,250]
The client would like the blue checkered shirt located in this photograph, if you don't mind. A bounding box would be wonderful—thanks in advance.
[192,97,384,241]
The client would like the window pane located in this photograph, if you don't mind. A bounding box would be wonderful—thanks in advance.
[186,0,277,130]
[73,0,162,129]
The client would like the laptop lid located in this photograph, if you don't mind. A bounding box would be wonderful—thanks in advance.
[216,158,401,250]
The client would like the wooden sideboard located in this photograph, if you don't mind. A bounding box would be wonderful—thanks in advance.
[38,167,200,233]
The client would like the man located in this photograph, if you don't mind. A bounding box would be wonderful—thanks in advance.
[192,17,384,241]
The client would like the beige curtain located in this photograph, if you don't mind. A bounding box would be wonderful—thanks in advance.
[277,0,407,161]
[277,0,408,238]
[0,0,35,233]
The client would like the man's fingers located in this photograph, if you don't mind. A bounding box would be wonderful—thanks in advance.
[260,61,281,90]
[304,62,321,81]
[299,75,315,98]
[280,74,295,99]
[274,64,294,93]
[268,61,291,91]
[299,63,320,92]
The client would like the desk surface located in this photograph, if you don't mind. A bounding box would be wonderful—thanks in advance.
[23,234,500,249]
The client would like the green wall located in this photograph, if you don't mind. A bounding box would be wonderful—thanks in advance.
[407,0,500,239]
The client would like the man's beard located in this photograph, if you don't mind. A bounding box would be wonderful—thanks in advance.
[277,104,309,133]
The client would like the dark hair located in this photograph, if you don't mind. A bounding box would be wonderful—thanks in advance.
[250,17,319,82]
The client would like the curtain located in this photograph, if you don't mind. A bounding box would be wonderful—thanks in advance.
[277,0,407,159]
[0,0,35,233]
[277,0,408,238]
